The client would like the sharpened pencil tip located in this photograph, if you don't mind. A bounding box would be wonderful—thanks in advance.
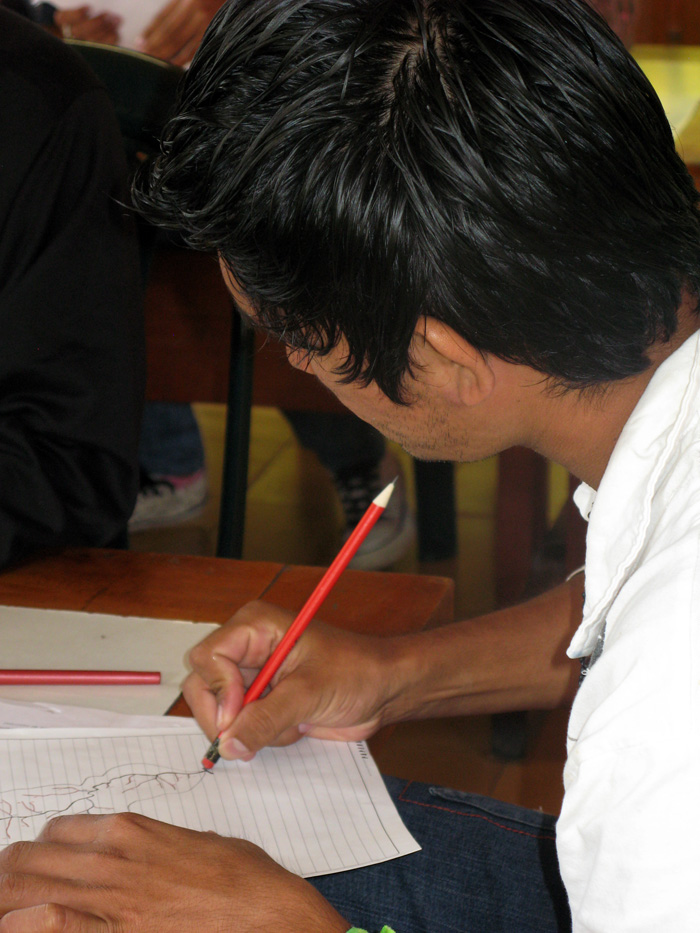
[372,477,397,510]
[202,757,214,770]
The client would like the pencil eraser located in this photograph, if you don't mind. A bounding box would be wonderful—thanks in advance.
[202,757,214,770]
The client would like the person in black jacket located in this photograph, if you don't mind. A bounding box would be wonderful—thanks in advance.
[0,7,144,567]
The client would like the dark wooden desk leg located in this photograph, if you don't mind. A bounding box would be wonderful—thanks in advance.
[492,448,549,759]
[414,460,457,562]
[217,313,254,559]
[495,448,549,606]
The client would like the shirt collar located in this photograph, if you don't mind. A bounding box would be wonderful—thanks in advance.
[568,329,700,657]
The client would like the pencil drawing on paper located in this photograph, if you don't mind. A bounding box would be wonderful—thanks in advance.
[0,764,209,843]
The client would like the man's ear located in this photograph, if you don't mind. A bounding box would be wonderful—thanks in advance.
[421,317,496,405]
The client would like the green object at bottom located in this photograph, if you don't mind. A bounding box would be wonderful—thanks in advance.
[346,927,396,933]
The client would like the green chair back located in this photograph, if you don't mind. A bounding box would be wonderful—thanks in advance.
[66,40,182,164]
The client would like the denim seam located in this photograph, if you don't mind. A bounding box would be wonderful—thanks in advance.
[397,782,557,842]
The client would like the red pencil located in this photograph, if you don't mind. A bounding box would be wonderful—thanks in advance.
[201,477,397,769]
[0,670,161,685]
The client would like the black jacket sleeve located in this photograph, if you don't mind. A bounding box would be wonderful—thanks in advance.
[0,15,145,566]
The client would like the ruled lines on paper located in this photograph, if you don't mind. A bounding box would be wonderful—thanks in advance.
[0,726,419,877]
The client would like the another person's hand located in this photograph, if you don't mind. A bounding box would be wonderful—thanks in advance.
[136,0,222,65]
[53,6,121,44]
[0,812,348,932]
[184,600,402,761]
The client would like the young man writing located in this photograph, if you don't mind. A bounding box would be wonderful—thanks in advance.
[1,1,698,930]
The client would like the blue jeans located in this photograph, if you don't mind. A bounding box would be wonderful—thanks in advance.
[310,776,571,933]
[285,411,385,476]
[139,402,205,477]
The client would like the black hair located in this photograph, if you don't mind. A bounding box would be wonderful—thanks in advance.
[134,0,700,402]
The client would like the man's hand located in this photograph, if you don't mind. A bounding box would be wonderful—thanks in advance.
[53,7,121,44]
[136,0,223,65]
[184,575,585,764]
[184,600,403,761]
[0,813,348,932]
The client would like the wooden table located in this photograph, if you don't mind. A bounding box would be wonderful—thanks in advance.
[0,548,454,728]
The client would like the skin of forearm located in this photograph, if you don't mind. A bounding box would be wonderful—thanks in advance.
[376,575,584,726]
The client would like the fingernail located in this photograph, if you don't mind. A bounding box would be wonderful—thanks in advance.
[215,705,224,731]
[220,737,254,761]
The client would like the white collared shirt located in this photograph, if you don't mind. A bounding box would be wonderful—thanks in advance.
[557,330,700,931]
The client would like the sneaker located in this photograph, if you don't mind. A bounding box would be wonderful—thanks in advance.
[128,467,208,531]
[334,452,416,571]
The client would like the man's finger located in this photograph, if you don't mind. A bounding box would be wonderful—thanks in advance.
[188,604,288,673]
[182,670,228,740]
[183,657,246,738]
[54,7,120,42]
[53,7,91,25]
[74,12,120,42]
[0,867,85,918]
[35,815,104,847]
[185,602,308,740]
[0,904,106,933]
[0,838,108,887]
[217,675,318,758]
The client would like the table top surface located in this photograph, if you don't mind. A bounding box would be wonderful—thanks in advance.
[0,549,454,726]
[0,547,454,636]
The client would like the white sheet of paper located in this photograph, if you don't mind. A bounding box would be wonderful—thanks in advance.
[0,723,420,877]
[0,606,218,716]
[0,699,194,730]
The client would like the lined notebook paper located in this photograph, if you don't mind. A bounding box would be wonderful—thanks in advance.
[0,723,420,877]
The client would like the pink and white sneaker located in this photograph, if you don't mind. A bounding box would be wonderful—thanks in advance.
[128,468,208,531]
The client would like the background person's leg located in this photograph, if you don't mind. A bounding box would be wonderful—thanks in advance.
[285,410,385,476]
[138,401,205,476]
[130,401,207,530]
[285,411,415,570]
[311,777,571,933]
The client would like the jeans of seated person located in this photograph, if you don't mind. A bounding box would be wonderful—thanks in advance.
[286,410,416,569]
[140,408,381,479]
[310,776,571,933]
[138,402,205,477]
[284,410,385,475]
